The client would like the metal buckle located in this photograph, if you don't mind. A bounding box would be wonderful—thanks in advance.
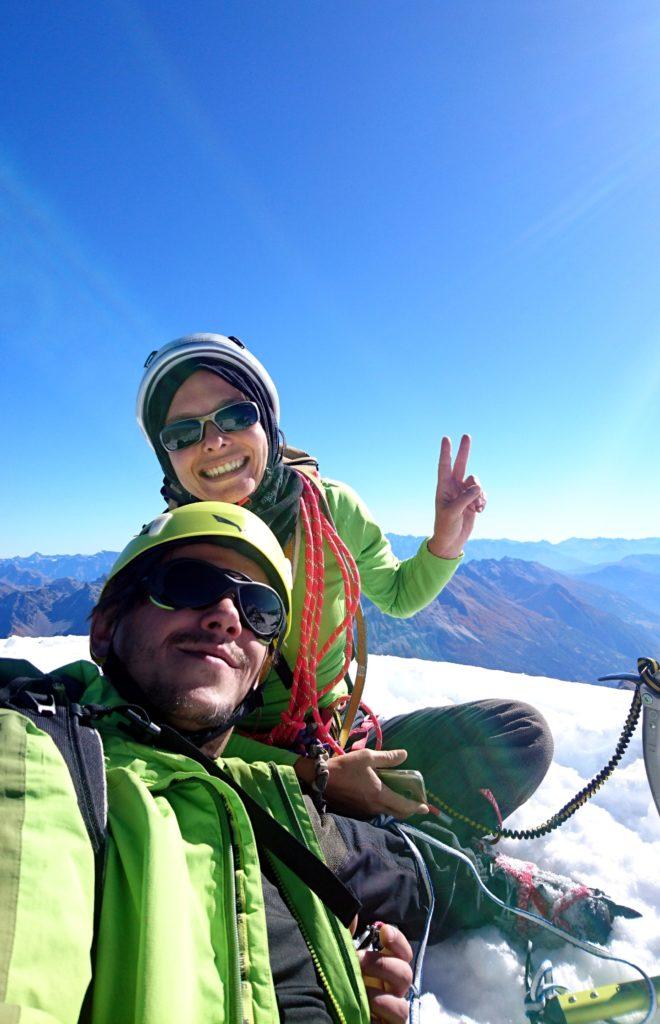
[27,691,57,716]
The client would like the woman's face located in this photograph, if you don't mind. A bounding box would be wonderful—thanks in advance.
[165,370,269,504]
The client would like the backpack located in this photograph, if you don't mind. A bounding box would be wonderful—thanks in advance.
[0,658,107,861]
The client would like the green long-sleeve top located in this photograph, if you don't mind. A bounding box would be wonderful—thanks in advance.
[226,477,460,766]
[0,659,370,1024]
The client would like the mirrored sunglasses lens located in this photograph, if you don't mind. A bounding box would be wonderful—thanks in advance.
[239,584,284,638]
[161,419,203,452]
[146,562,283,639]
[213,402,259,433]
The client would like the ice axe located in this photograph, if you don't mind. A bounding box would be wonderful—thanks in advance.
[599,656,660,817]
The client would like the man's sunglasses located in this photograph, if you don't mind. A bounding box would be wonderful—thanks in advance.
[160,400,259,453]
[143,559,287,644]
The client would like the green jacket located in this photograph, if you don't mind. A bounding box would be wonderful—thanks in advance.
[227,477,460,764]
[0,659,370,1024]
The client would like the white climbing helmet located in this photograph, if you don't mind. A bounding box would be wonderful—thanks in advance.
[136,332,280,453]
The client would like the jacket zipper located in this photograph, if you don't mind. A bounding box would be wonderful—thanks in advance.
[213,790,247,1024]
[267,768,366,1024]
[266,850,348,1024]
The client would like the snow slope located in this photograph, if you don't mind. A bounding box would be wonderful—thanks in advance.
[1,635,658,1024]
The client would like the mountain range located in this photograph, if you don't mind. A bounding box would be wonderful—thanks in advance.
[364,556,659,683]
[0,552,117,587]
[387,534,660,572]
[0,577,104,638]
[1,539,659,683]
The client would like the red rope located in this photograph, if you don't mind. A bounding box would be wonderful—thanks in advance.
[255,474,367,755]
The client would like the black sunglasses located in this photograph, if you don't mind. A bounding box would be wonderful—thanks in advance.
[143,559,286,644]
[160,400,260,453]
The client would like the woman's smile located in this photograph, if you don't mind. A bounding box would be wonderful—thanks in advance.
[200,455,249,479]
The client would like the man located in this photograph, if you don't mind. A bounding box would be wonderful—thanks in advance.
[0,502,414,1024]
[1,504,630,1024]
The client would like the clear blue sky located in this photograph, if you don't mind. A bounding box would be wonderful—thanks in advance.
[2,1,660,556]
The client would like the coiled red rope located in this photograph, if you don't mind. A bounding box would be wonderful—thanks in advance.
[258,473,370,754]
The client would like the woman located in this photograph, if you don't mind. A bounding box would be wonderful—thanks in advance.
[136,333,552,830]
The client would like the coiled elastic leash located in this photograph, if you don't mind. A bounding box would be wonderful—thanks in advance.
[426,680,643,842]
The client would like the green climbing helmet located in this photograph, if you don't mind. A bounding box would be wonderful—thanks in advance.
[105,502,293,641]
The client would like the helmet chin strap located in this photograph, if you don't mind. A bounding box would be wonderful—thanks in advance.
[102,645,267,750]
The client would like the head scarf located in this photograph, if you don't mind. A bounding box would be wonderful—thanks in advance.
[148,356,303,546]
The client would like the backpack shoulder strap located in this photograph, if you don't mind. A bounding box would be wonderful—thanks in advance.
[0,661,107,859]
[148,719,361,927]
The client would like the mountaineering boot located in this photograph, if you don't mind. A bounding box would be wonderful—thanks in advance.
[474,843,642,948]
[410,819,641,948]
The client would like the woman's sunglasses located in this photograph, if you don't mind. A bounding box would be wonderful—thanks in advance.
[160,401,259,453]
[143,558,286,644]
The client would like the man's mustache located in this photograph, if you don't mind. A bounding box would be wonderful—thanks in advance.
[168,629,250,669]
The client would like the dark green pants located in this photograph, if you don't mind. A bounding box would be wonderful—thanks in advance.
[364,699,554,831]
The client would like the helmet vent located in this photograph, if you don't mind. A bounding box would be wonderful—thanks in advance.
[140,513,173,537]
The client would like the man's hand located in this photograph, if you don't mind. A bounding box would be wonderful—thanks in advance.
[295,748,428,818]
[428,434,486,560]
[357,924,413,1024]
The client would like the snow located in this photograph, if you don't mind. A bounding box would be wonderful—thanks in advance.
[0,634,92,665]
[2,636,658,1023]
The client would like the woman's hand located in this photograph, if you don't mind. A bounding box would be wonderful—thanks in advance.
[357,924,413,1024]
[428,434,486,560]
[295,747,428,818]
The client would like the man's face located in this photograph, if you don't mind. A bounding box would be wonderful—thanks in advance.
[108,542,269,733]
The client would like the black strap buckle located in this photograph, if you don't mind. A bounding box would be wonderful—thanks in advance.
[124,707,162,739]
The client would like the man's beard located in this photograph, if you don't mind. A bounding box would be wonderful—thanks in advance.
[150,682,237,729]
[115,626,254,732]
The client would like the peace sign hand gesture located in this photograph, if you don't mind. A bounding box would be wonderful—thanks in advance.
[428,434,486,560]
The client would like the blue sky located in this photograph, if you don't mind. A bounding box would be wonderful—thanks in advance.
[2,1,660,555]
